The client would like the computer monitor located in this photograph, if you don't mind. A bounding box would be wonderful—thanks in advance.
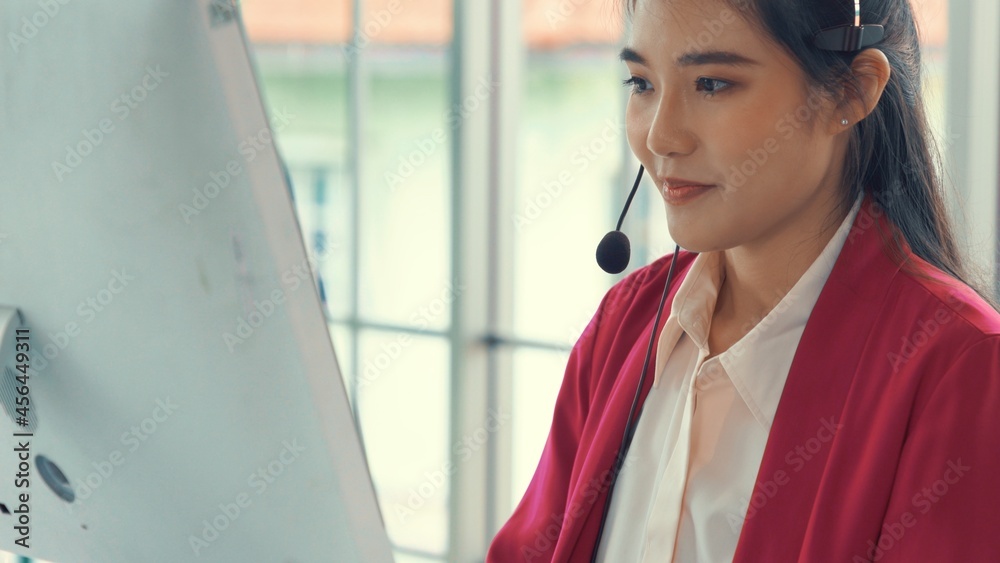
[0,1,392,561]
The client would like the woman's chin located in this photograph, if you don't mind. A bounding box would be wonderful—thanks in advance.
[665,215,716,253]
[667,234,714,254]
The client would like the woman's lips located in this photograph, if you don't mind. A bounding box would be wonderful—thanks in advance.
[662,183,715,205]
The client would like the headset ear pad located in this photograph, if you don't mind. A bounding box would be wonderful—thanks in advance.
[813,0,886,52]
[814,23,885,51]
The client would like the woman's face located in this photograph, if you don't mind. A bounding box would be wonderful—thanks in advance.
[624,0,849,253]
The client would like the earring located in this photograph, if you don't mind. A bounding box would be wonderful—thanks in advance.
[841,118,850,126]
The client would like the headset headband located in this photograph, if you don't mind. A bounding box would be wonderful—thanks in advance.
[814,0,885,51]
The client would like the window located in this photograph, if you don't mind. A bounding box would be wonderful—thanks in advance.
[244,0,454,560]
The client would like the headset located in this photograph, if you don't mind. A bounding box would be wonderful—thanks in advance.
[588,2,884,560]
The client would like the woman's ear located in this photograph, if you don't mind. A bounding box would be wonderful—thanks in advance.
[835,48,892,131]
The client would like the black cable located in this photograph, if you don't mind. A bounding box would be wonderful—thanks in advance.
[590,246,681,562]
[615,165,645,232]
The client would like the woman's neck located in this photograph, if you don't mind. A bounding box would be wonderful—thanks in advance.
[713,196,852,331]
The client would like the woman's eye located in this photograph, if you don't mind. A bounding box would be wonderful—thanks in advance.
[622,76,651,95]
[694,77,732,97]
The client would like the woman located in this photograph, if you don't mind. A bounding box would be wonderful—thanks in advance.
[487,0,1000,561]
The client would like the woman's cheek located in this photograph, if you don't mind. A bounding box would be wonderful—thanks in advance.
[625,104,650,161]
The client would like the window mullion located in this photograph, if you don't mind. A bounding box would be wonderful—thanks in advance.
[448,0,494,560]
[945,0,1000,298]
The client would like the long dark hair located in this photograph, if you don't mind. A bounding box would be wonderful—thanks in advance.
[623,0,998,310]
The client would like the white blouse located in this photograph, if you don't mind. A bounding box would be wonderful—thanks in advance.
[596,194,863,562]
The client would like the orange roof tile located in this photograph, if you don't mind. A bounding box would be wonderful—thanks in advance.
[242,0,946,49]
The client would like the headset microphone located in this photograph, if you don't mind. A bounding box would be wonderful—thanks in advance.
[596,165,646,274]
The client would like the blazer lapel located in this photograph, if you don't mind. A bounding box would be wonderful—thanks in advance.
[732,195,905,561]
[555,253,698,561]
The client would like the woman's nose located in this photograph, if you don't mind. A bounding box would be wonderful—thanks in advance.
[646,90,696,158]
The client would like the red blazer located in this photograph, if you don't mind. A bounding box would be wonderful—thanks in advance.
[487,195,1000,562]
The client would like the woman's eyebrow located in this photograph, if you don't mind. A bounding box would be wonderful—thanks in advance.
[619,47,760,68]
[619,47,648,64]
[676,50,761,67]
